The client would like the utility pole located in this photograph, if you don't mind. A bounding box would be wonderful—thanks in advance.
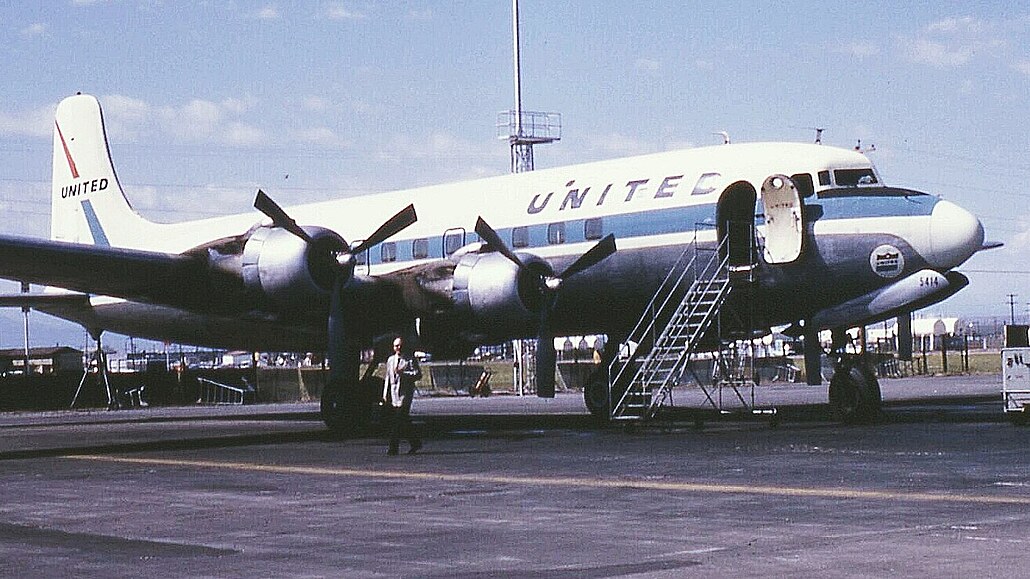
[1009,294,1017,325]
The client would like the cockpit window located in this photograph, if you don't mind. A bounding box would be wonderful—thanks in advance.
[834,168,878,187]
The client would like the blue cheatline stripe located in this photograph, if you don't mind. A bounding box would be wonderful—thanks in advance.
[80,200,111,247]
[362,194,938,266]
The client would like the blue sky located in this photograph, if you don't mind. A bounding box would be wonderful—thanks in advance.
[1,1,1029,349]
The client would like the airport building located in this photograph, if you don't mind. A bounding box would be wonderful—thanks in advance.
[0,346,83,375]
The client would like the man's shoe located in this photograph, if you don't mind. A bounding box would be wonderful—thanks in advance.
[407,441,422,454]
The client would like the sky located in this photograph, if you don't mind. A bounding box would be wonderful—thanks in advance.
[0,0,1029,351]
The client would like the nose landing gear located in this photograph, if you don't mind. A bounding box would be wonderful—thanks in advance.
[827,353,882,424]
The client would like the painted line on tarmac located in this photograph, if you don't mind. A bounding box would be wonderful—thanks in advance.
[67,454,1030,506]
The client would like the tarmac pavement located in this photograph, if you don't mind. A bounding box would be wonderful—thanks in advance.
[0,374,1027,577]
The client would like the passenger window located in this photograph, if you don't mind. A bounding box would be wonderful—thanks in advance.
[380,241,397,263]
[790,173,815,198]
[818,171,831,186]
[443,228,465,256]
[547,222,566,244]
[412,238,428,259]
[584,217,603,240]
[512,226,529,248]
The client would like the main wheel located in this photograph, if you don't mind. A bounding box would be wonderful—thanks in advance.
[828,360,882,424]
[583,370,610,419]
[321,376,382,438]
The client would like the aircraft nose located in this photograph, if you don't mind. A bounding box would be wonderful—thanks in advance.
[928,199,984,269]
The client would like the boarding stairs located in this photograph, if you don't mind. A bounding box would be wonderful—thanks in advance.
[608,234,736,421]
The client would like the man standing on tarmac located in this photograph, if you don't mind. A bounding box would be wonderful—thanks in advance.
[382,336,423,456]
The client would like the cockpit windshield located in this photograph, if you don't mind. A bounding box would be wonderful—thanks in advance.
[834,168,878,187]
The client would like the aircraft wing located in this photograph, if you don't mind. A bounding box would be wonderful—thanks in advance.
[0,235,230,311]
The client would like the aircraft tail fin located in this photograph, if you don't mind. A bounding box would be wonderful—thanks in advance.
[51,94,154,246]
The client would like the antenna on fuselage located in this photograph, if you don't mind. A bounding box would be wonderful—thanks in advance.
[854,139,876,154]
[790,126,825,144]
[498,0,560,173]
[713,131,730,145]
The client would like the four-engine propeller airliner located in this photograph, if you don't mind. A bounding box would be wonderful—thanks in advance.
[0,94,991,432]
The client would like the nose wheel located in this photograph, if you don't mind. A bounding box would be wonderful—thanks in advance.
[828,354,882,424]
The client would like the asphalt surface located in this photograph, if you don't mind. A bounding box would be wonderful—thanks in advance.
[1,374,1027,577]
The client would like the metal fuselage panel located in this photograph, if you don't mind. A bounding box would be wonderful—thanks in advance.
[37,141,975,352]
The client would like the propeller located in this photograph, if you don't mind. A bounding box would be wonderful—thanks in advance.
[255,189,416,274]
[474,217,616,396]
[254,189,417,434]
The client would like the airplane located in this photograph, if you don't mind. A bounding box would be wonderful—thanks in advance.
[0,94,992,433]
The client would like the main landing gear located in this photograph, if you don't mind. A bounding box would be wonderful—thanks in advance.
[320,341,391,439]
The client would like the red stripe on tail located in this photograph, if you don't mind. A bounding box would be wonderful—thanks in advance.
[55,121,79,179]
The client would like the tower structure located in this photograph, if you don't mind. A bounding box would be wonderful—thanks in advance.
[497,0,560,173]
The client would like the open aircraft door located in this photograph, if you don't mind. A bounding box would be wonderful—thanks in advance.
[760,174,804,264]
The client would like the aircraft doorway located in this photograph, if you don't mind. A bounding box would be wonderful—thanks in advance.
[716,181,757,268]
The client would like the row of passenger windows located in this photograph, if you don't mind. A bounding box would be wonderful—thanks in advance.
[361,217,607,265]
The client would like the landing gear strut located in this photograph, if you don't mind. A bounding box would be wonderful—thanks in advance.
[321,342,383,438]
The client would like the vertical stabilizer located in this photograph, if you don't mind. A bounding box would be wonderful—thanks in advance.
[51,94,152,246]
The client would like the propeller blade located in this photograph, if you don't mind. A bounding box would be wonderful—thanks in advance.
[535,295,558,397]
[558,234,616,279]
[474,217,526,270]
[349,204,418,255]
[254,189,315,244]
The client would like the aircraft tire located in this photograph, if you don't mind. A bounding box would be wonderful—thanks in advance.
[583,373,610,419]
[320,376,381,438]
[828,359,882,424]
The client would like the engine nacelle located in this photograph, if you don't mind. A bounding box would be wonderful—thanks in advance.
[241,225,347,313]
[447,251,552,342]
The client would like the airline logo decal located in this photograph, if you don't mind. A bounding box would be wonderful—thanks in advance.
[55,121,109,199]
[55,121,79,178]
[525,174,695,215]
[870,244,904,278]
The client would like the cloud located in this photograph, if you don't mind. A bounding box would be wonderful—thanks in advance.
[301,96,330,112]
[635,58,660,73]
[325,3,366,20]
[580,133,657,158]
[926,16,981,34]
[899,15,1006,68]
[1014,59,1030,76]
[20,23,46,37]
[843,41,879,58]
[407,8,432,21]
[0,104,54,138]
[291,126,347,147]
[101,94,267,146]
[254,6,280,20]
[906,38,973,67]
